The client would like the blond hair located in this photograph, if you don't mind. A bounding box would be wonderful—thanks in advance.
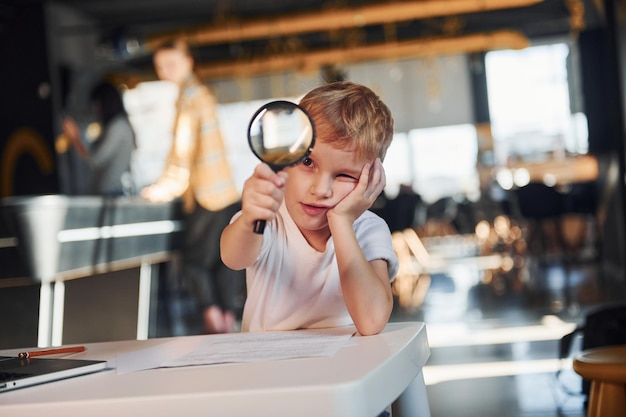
[298,81,394,161]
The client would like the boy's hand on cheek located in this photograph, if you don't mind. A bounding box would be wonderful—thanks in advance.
[328,158,386,224]
[240,163,288,228]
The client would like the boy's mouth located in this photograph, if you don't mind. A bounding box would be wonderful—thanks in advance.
[300,203,328,216]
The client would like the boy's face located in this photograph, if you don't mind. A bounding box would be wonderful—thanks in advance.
[153,49,193,86]
[284,138,369,241]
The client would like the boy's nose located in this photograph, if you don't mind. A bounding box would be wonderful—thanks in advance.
[310,174,333,198]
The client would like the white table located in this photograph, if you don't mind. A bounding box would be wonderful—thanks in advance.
[0,322,430,417]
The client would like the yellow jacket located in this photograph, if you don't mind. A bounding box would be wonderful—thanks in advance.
[153,76,240,212]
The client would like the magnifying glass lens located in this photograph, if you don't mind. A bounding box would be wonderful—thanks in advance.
[248,101,315,170]
[247,100,315,233]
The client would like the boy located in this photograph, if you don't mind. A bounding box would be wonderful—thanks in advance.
[220,81,398,336]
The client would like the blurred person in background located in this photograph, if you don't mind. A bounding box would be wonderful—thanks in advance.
[62,81,136,196]
[141,39,244,334]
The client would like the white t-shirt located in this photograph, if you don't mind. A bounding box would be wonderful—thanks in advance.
[241,203,399,332]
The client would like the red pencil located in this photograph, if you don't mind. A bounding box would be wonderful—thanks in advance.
[18,346,86,359]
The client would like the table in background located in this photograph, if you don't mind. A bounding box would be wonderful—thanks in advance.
[0,322,430,417]
[498,154,599,186]
[1,195,184,347]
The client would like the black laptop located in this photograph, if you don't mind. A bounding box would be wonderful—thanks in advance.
[0,356,108,393]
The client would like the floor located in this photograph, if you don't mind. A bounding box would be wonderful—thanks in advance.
[388,231,626,417]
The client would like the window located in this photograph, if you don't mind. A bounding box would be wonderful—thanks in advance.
[383,124,479,204]
[485,42,588,165]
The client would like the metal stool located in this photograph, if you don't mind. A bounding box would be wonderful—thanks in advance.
[573,345,626,417]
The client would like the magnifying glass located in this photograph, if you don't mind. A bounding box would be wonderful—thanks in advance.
[247,100,316,234]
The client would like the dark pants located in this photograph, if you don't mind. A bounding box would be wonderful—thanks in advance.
[171,201,245,333]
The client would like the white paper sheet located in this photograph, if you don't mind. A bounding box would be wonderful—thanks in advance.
[161,326,356,368]
[115,337,206,374]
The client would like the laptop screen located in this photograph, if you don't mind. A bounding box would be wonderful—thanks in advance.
[0,356,108,393]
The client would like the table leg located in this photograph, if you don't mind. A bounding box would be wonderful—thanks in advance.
[51,281,65,346]
[393,370,431,417]
[37,281,53,347]
[37,280,65,347]
[136,262,152,340]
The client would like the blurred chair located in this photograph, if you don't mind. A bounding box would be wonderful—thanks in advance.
[512,182,566,262]
[373,185,422,233]
[418,197,459,237]
[561,180,600,262]
[391,227,504,310]
[391,229,431,311]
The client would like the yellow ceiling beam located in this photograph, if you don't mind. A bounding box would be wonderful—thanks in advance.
[145,0,543,49]
[194,30,529,80]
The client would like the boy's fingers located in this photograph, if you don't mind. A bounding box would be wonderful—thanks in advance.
[254,163,286,187]
[374,159,386,190]
[358,162,372,190]
[253,163,274,178]
[361,160,385,202]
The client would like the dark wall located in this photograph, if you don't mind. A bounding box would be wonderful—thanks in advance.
[579,29,622,155]
[584,0,626,278]
[0,3,58,198]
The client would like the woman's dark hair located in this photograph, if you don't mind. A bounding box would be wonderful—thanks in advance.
[90,81,127,125]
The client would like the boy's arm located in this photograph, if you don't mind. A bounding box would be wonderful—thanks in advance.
[220,163,287,270]
[220,216,263,270]
[327,159,393,336]
[331,218,393,336]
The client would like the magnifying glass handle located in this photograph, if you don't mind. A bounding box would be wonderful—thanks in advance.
[254,219,266,234]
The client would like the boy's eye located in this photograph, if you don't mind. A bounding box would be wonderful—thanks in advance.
[337,173,359,181]
[302,157,313,167]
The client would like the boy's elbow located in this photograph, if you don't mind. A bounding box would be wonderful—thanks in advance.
[354,300,392,336]
[220,250,246,271]
[354,313,390,336]
[355,321,386,336]
[220,255,237,271]
[220,243,256,271]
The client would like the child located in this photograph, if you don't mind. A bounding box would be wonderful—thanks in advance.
[220,81,399,336]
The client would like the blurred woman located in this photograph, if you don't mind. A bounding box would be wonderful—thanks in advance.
[63,81,136,196]
[141,39,243,334]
